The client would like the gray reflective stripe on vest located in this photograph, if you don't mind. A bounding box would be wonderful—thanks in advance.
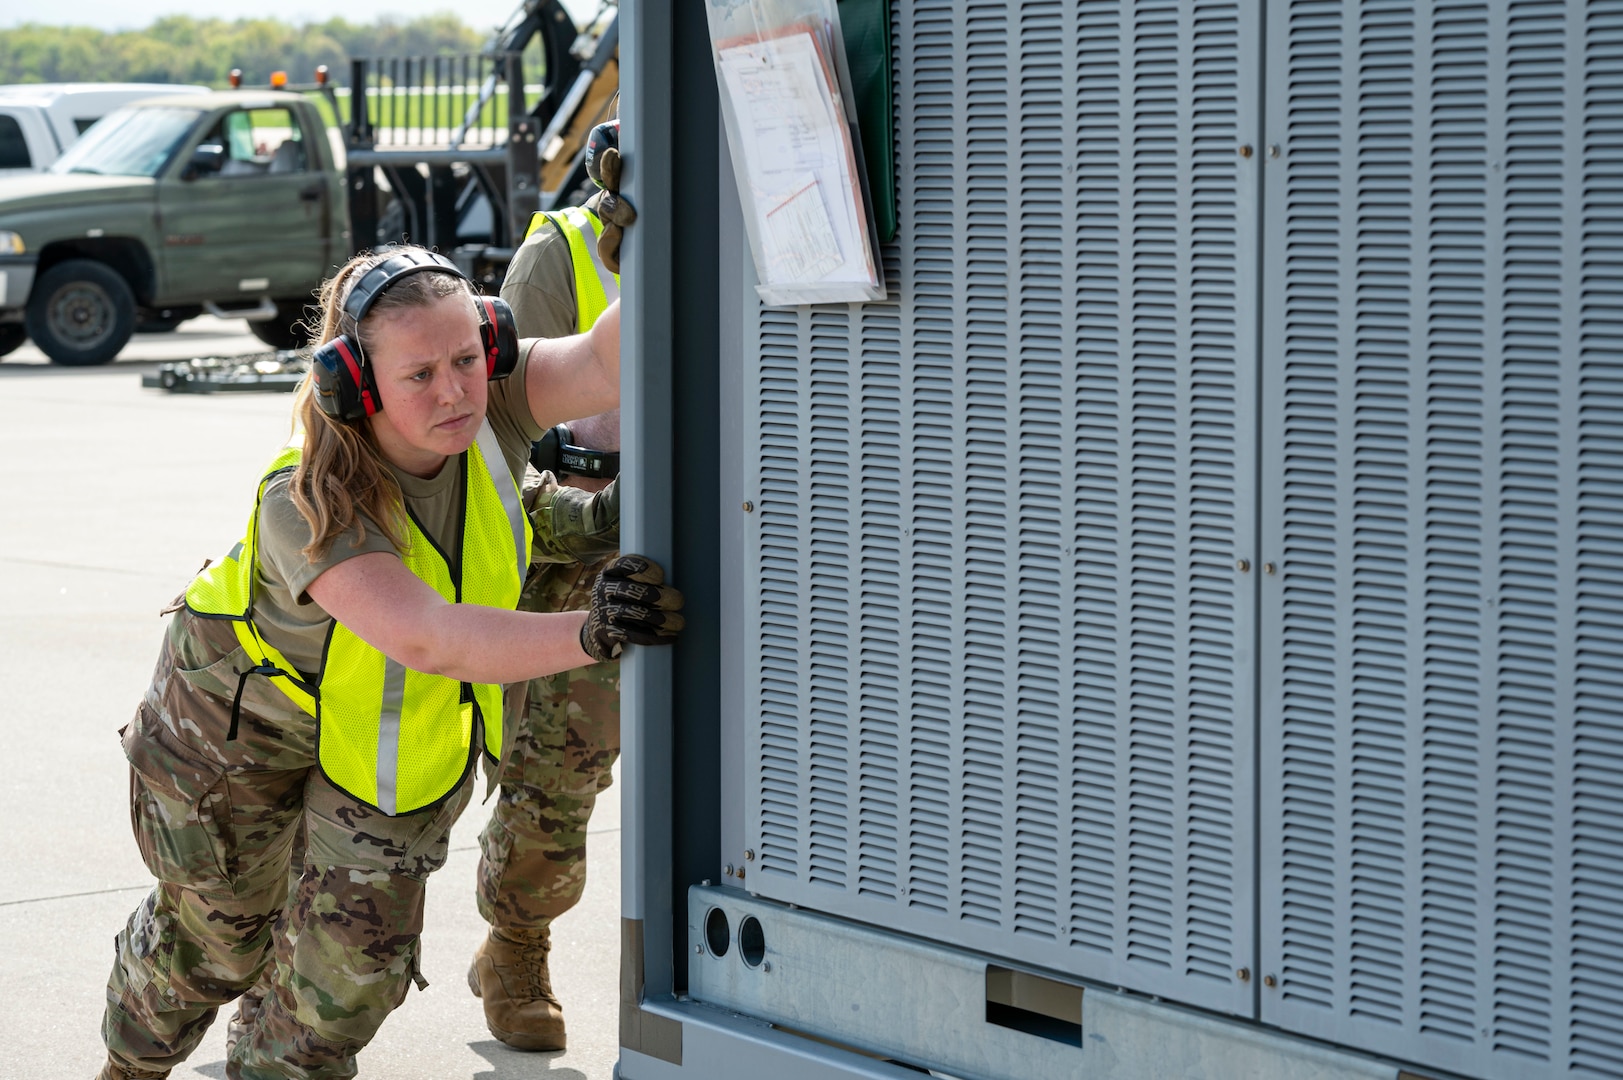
[475,419,527,583]
[566,206,620,306]
[372,422,519,815]
[375,655,408,816]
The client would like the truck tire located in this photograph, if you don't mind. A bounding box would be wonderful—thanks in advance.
[0,324,26,359]
[248,301,310,351]
[25,259,137,366]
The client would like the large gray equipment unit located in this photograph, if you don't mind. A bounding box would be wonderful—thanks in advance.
[617,2,1623,1079]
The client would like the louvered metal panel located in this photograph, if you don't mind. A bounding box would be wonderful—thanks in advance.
[740,0,1261,1016]
[1260,2,1623,1076]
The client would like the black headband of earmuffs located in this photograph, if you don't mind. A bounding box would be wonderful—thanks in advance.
[311,248,519,421]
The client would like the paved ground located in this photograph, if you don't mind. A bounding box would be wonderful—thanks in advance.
[0,320,621,1080]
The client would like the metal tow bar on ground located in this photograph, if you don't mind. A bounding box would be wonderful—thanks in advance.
[140,350,310,394]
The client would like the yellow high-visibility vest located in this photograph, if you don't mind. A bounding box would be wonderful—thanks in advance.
[185,420,532,815]
[524,205,619,330]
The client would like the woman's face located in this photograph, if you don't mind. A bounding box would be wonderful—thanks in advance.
[363,291,488,478]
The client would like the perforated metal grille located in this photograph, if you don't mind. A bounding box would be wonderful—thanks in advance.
[742,0,1259,1016]
[1259,2,1623,1075]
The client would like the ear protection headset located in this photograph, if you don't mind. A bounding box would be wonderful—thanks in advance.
[584,118,619,190]
[311,249,519,421]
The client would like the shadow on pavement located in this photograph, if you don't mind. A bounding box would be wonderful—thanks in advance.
[470,1039,590,1080]
[1,319,273,375]
[0,357,166,378]
[181,1044,592,1080]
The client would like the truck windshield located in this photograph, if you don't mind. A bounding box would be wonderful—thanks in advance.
[48,106,200,177]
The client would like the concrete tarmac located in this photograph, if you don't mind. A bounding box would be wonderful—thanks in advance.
[0,320,620,1080]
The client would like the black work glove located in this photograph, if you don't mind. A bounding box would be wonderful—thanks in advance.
[579,554,683,662]
[595,146,637,274]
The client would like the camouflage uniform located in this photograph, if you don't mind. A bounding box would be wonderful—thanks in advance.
[104,606,471,1080]
[477,555,619,930]
[479,198,622,936]
[102,480,616,1080]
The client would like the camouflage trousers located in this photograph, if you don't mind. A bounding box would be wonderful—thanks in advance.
[103,610,473,1080]
[477,661,620,929]
[476,558,621,931]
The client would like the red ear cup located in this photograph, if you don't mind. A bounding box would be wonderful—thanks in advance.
[478,297,499,378]
[311,335,378,420]
[478,295,520,380]
[316,248,514,419]
[335,338,379,417]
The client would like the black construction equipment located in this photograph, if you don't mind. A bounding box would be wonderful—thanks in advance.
[342,0,619,291]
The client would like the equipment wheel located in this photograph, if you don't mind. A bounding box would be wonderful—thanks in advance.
[25,259,137,366]
[0,323,26,359]
[248,300,310,351]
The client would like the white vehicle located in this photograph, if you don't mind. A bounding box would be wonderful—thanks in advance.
[0,83,209,175]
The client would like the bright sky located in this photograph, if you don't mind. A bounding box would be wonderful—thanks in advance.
[3,0,604,34]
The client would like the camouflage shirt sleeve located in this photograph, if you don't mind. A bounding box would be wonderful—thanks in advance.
[524,471,620,565]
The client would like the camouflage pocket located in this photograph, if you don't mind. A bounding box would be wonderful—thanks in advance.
[516,671,571,792]
[174,631,309,732]
[112,888,172,998]
[476,813,516,902]
[124,702,235,892]
[512,663,621,794]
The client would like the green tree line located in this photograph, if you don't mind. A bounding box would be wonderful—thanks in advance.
[0,15,492,89]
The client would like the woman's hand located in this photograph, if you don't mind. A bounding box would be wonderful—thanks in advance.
[578,554,685,661]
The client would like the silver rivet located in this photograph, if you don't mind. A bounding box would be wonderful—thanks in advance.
[744,849,755,861]
[1264,974,1277,988]
[1235,559,1250,573]
[1264,562,1277,575]
[762,961,772,972]
[742,501,754,512]
[724,864,735,877]
[1236,967,1250,982]
[695,944,703,955]
[1268,144,1281,159]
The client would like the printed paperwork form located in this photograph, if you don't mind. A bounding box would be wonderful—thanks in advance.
[716,29,877,291]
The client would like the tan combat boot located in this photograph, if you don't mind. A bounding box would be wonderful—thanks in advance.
[467,926,567,1050]
[96,1062,170,1079]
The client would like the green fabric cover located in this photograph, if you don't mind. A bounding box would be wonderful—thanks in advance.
[838,0,896,242]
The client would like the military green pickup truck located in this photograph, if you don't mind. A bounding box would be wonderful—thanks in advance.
[0,90,346,364]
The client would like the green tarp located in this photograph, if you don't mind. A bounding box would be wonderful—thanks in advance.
[838,0,896,242]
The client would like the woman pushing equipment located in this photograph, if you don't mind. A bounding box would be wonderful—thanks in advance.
[97,247,682,1080]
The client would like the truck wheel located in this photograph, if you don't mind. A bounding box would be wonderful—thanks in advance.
[247,301,310,351]
[0,324,26,359]
[25,259,137,366]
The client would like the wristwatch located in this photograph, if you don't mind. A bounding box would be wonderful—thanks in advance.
[530,423,621,480]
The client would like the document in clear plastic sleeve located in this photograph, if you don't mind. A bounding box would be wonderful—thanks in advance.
[763,175,845,282]
[704,0,886,306]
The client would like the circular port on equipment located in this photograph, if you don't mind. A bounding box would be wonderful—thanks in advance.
[739,915,766,968]
[704,907,730,958]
